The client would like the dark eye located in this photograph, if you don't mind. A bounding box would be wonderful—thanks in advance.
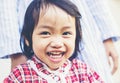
[63,32,71,35]
[40,31,50,35]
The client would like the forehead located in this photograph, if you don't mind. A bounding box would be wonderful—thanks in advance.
[38,4,75,25]
[40,4,65,15]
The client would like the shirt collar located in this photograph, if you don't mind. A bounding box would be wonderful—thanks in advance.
[31,55,71,75]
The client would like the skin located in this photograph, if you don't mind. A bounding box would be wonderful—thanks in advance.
[103,38,119,74]
[32,5,76,70]
[11,3,118,75]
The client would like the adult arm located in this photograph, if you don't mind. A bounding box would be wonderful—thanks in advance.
[86,0,120,74]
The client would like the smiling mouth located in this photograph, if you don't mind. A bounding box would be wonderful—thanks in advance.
[47,52,65,59]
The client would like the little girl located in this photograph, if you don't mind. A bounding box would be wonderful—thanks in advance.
[4,0,104,82]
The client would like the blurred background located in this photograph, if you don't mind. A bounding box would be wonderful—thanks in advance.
[107,0,120,83]
[0,0,120,82]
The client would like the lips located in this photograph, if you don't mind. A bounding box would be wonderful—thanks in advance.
[47,51,65,62]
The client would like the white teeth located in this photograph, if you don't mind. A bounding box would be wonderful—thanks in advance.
[51,52,61,55]
[50,54,62,58]
[47,52,64,58]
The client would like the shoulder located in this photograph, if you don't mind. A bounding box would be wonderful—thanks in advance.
[71,59,98,74]
[4,62,35,82]
[70,59,88,75]
[12,62,31,74]
[70,59,104,82]
[71,59,87,69]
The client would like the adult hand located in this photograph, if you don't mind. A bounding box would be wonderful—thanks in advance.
[103,38,119,74]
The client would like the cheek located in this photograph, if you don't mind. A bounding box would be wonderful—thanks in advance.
[69,36,76,47]
[32,38,44,54]
[32,42,47,60]
[66,38,76,55]
[70,43,75,53]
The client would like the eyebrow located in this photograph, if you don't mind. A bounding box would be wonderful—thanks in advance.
[38,25,72,30]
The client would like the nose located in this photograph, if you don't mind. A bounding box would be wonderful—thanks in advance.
[50,37,64,48]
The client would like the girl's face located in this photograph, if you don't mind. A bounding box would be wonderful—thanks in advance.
[32,5,76,70]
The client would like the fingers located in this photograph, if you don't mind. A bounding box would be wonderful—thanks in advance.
[103,39,119,74]
[111,54,119,74]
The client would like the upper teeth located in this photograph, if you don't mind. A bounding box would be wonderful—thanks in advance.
[51,52,61,55]
[50,54,62,58]
[47,52,61,55]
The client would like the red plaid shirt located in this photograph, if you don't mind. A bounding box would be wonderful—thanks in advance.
[4,56,104,83]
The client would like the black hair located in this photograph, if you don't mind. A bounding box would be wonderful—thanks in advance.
[20,0,82,60]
